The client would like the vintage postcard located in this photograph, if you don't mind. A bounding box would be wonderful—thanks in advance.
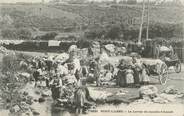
[0,0,183,116]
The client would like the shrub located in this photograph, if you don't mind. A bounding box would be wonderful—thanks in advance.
[16,28,32,40]
[2,54,19,73]
[105,24,122,40]
[1,28,17,39]
[36,32,58,40]
[1,28,32,40]
[0,54,27,110]
[85,25,106,39]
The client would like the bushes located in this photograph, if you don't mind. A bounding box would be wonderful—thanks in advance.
[84,22,183,41]
[123,25,139,41]
[2,23,181,41]
[2,54,19,73]
[1,28,17,39]
[16,28,32,40]
[141,23,182,39]
[76,39,91,48]
[1,53,31,73]
[0,54,27,110]
[1,28,32,40]
[43,32,58,40]
[34,32,58,40]
[105,24,122,40]
[85,25,106,39]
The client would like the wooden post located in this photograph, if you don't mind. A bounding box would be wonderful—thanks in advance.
[146,0,150,40]
[138,0,145,44]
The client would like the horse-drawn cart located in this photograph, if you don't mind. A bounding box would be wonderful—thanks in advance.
[142,58,168,85]
[165,59,181,73]
[160,50,182,73]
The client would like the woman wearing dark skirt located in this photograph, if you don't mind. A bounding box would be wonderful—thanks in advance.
[117,69,127,87]
[51,79,62,104]
[117,59,127,87]
[33,69,40,87]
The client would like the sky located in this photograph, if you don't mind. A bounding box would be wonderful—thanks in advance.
[0,0,176,3]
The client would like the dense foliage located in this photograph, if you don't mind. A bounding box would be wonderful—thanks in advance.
[85,22,183,41]
[0,54,25,111]
[1,28,32,40]
[34,32,58,40]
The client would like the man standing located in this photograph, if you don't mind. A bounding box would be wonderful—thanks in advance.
[33,69,40,87]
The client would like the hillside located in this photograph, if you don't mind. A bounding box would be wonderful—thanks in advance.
[52,4,184,24]
[0,4,80,20]
[0,4,82,31]
[0,3,183,40]
[0,3,183,30]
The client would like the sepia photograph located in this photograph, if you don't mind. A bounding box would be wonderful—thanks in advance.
[0,0,183,116]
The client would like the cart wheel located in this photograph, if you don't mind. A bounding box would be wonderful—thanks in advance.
[159,63,168,85]
[174,61,181,73]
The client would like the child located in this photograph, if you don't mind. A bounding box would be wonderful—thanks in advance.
[140,64,150,85]
[125,65,134,87]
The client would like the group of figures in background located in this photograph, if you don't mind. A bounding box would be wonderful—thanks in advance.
[117,54,150,87]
